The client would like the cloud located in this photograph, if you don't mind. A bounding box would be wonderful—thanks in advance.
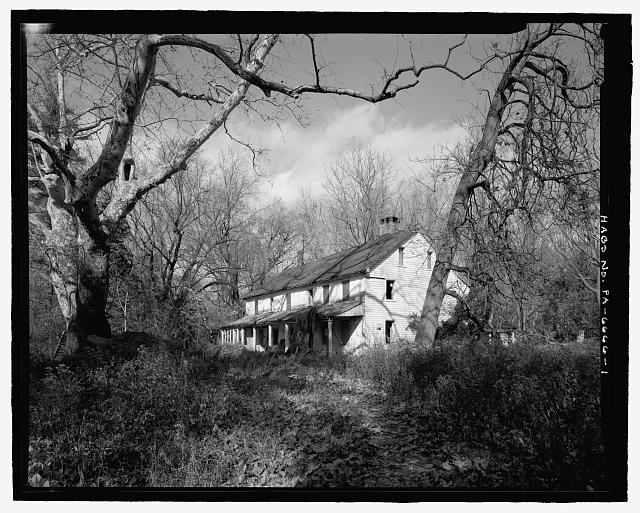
[206,103,467,205]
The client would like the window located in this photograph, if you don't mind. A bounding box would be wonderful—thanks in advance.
[286,293,291,310]
[270,297,274,311]
[342,280,350,300]
[308,288,313,304]
[323,285,330,304]
[386,280,395,300]
[385,321,394,344]
[254,299,258,314]
[427,251,433,270]
[398,247,404,267]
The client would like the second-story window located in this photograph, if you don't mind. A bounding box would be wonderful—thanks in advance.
[386,280,395,300]
[399,247,404,267]
[323,285,330,304]
[342,280,350,300]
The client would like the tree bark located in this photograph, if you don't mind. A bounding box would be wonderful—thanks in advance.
[414,25,553,347]
[46,203,111,354]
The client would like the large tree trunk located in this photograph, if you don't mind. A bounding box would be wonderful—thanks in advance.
[47,202,111,354]
[414,27,547,347]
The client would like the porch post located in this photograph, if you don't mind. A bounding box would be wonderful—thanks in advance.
[252,327,257,351]
[328,318,333,355]
[284,323,290,352]
[268,324,273,347]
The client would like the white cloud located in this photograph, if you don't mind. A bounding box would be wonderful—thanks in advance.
[206,103,467,205]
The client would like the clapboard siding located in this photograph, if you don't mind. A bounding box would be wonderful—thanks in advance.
[245,277,365,315]
[363,233,432,343]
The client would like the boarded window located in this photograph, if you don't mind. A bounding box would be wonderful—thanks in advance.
[323,285,330,304]
[342,280,350,300]
[286,293,291,310]
[399,247,404,266]
[386,280,395,300]
[385,320,394,343]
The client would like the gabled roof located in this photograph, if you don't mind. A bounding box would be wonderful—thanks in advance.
[242,230,415,300]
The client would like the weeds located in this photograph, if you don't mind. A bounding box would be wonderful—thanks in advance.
[28,336,604,489]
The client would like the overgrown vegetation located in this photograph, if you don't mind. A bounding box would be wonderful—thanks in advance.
[29,336,604,489]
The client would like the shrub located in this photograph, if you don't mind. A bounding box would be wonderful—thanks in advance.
[342,337,604,489]
[407,340,604,488]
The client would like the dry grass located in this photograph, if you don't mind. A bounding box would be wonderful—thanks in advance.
[28,336,605,489]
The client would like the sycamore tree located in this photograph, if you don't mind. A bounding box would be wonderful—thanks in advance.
[27,32,492,354]
[414,23,602,345]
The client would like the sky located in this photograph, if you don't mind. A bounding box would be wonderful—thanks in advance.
[198,33,505,205]
[25,31,513,207]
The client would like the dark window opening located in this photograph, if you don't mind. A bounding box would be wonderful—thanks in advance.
[386,280,395,300]
[385,320,394,344]
[342,280,350,300]
[399,247,404,267]
[323,285,330,304]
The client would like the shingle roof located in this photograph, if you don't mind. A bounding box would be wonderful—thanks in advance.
[221,298,364,328]
[242,230,414,300]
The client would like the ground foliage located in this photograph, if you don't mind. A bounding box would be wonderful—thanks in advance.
[28,335,604,489]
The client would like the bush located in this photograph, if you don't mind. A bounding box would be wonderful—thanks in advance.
[344,341,415,397]
[29,333,604,489]
[343,338,604,489]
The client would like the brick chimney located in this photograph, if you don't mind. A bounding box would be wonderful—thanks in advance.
[379,216,400,237]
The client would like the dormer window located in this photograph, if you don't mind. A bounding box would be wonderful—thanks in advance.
[398,247,404,267]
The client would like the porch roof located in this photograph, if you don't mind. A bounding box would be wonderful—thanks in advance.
[221,299,364,329]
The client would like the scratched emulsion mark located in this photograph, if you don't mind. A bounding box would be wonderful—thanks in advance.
[22,23,53,34]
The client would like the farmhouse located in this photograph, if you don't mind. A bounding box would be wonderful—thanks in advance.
[220,217,467,353]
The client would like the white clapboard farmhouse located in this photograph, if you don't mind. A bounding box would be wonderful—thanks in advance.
[220,217,467,353]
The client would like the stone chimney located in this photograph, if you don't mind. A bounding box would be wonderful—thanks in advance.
[297,249,304,266]
[379,216,400,237]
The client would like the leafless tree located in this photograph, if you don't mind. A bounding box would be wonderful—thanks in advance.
[414,23,602,346]
[25,32,500,353]
[322,139,399,247]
